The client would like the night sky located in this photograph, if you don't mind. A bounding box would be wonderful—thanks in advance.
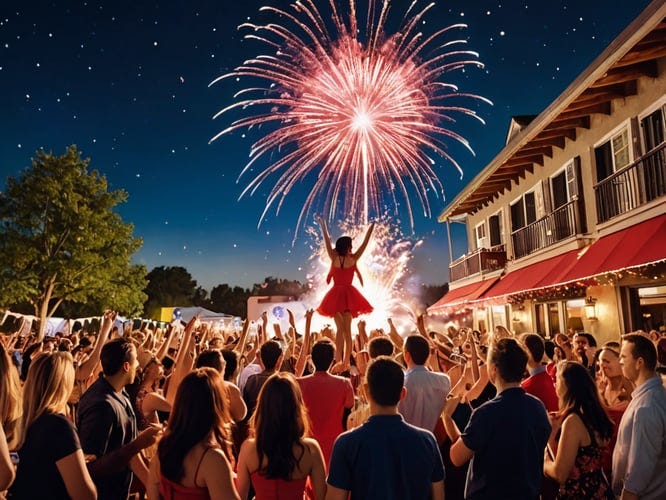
[0,0,653,291]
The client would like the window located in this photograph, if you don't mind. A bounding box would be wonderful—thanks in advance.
[641,105,665,153]
[475,222,487,249]
[594,127,631,182]
[489,212,503,247]
[510,191,536,232]
[551,170,569,209]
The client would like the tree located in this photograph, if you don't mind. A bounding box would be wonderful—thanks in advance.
[249,276,309,297]
[143,266,198,319]
[0,145,146,340]
[209,283,251,318]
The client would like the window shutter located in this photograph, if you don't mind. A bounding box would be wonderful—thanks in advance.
[573,156,587,233]
[542,178,553,213]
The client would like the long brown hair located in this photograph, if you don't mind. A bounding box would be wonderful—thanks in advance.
[18,352,74,449]
[251,372,310,480]
[158,368,232,481]
[557,361,614,443]
[0,343,21,448]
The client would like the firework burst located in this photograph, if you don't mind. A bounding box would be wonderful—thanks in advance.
[302,218,423,332]
[210,0,490,237]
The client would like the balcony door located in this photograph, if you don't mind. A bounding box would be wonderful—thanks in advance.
[641,104,665,153]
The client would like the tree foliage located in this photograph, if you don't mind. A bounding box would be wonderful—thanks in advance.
[0,146,146,338]
[143,266,199,319]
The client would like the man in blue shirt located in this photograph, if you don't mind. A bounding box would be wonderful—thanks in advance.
[326,356,445,500]
[613,333,666,500]
[442,337,551,500]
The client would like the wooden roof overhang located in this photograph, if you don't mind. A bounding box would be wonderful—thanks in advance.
[438,0,666,221]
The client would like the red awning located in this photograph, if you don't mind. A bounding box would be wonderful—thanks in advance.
[559,214,666,283]
[477,214,666,302]
[479,249,580,301]
[428,277,499,313]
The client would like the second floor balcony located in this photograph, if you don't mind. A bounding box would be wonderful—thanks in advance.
[595,142,666,224]
[449,245,507,282]
[511,199,583,259]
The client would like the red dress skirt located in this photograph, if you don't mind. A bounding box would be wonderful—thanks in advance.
[317,265,373,318]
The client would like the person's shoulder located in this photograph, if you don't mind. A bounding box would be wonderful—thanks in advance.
[303,437,323,454]
[35,412,75,432]
[202,446,234,473]
[225,380,242,394]
[331,373,353,385]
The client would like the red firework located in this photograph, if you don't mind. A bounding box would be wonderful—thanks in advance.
[210,0,490,237]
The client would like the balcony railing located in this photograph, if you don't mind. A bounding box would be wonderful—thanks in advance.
[449,245,507,282]
[511,200,581,259]
[595,142,666,223]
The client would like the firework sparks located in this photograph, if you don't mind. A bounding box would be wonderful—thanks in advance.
[301,218,423,332]
[211,0,490,237]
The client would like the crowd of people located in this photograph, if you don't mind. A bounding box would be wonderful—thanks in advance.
[0,308,664,499]
[0,224,665,499]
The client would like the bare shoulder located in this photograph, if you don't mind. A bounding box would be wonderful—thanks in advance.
[225,381,242,396]
[303,437,323,455]
[562,413,589,441]
[198,447,234,481]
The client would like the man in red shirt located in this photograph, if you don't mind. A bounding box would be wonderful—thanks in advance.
[298,339,354,469]
[520,333,559,412]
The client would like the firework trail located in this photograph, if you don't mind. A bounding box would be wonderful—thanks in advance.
[210,0,490,238]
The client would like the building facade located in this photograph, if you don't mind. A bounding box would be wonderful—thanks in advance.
[429,0,666,344]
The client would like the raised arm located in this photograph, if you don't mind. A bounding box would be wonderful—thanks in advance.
[295,309,314,377]
[353,222,375,259]
[77,310,116,381]
[315,215,335,260]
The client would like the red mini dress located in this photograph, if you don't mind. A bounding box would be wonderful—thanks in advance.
[317,261,373,318]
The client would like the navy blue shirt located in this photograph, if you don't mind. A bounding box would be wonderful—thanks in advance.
[461,386,551,500]
[328,414,445,499]
[78,376,137,500]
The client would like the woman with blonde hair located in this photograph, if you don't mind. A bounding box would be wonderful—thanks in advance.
[10,351,96,499]
[148,367,239,499]
[0,342,21,492]
[236,372,326,500]
[0,343,21,450]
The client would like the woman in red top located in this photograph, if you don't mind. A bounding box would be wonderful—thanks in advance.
[236,373,326,500]
[315,215,374,369]
[148,368,239,500]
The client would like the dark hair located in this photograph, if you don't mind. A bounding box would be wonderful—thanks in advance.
[158,368,232,482]
[544,340,555,360]
[622,333,657,371]
[251,373,309,480]
[78,336,92,348]
[20,343,42,381]
[161,355,175,371]
[260,340,283,371]
[311,339,335,371]
[521,333,545,363]
[404,335,430,365]
[575,332,597,348]
[195,349,224,373]
[221,349,238,381]
[368,337,394,359]
[334,236,352,256]
[366,357,404,406]
[657,337,666,367]
[557,361,614,443]
[488,338,528,383]
[100,337,135,376]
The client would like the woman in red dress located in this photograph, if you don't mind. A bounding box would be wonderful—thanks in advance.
[315,215,374,369]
